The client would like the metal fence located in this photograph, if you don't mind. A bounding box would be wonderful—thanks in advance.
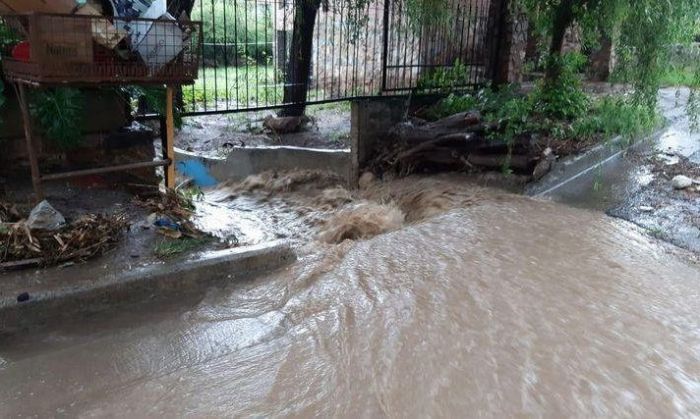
[184,0,494,115]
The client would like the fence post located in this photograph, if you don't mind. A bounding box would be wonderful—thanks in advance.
[380,0,391,93]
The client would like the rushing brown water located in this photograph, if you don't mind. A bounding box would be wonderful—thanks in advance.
[1,175,700,417]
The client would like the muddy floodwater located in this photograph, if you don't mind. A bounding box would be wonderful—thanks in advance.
[1,175,700,417]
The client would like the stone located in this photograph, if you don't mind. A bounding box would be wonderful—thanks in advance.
[531,148,555,181]
[263,115,309,134]
[26,201,66,231]
[672,175,693,190]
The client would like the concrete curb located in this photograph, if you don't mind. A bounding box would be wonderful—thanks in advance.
[525,129,665,197]
[0,241,295,333]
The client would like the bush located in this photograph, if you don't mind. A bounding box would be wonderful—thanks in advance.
[29,89,85,150]
[572,96,659,140]
[193,0,274,66]
[423,52,658,147]
[417,59,472,92]
[532,53,589,120]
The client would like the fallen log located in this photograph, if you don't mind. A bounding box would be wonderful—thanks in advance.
[467,153,534,171]
[392,111,486,146]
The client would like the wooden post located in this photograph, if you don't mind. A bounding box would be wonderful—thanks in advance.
[15,83,44,201]
[165,86,176,189]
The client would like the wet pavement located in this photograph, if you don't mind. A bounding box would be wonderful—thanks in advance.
[2,176,700,417]
[543,88,700,252]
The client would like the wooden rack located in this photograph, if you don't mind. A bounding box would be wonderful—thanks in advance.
[1,13,202,200]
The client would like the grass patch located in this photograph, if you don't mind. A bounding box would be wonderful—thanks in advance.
[572,96,660,140]
[184,65,333,111]
[153,237,212,259]
[659,65,697,86]
[184,65,282,108]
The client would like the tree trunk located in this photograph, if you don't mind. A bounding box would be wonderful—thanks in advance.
[168,0,196,17]
[280,0,320,117]
[545,0,576,82]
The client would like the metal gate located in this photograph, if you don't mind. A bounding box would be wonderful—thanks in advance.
[381,0,493,92]
[183,0,494,116]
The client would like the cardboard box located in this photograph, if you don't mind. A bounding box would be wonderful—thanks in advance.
[135,13,183,69]
[112,0,166,46]
[0,0,76,13]
[75,3,127,49]
[32,15,93,64]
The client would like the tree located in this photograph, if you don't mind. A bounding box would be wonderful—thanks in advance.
[519,0,700,108]
[279,0,322,117]
[168,0,197,17]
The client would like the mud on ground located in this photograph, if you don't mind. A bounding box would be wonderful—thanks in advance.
[609,152,700,253]
[176,103,351,158]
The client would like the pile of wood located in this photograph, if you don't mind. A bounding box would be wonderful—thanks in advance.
[0,209,129,269]
[370,111,553,178]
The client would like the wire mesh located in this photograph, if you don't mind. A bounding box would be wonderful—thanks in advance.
[0,13,202,86]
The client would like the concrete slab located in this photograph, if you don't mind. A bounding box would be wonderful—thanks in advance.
[176,146,353,185]
[0,241,295,333]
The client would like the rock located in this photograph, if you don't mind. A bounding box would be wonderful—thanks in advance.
[263,115,309,134]
[17,292,30,303]
[671,175,693,190]
[26,200,66,231]
[531,147,555,181]
[358,172,376,189]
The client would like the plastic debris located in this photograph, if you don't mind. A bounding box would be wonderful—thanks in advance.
[26,201,66,231]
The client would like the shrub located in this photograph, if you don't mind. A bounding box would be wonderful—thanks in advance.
[417,59,472,92]
[573,96,659,140]
[29,89,85,150]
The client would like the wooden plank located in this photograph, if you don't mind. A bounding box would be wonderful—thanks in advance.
[40,159,171,181]
[16,83,44,201]
[165,86,176,189]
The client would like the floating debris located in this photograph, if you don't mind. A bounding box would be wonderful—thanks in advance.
[1,211,129,269]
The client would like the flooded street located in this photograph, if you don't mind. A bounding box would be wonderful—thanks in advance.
[2,189,700,417]
[1,89,700,417]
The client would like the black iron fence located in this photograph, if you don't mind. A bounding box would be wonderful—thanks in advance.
[184,0,494,115]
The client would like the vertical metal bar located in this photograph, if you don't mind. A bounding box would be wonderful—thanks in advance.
[399,0,410,90]
[465,1,477,85]
[223,0,230,107]
[380,0,390,92]
[337,1,345,98]
[211,0,218,109]
[199,0,207,110]
[329,1,337,98]
[322,0,330,100]
[343,3,352,97]
[234,0,241,109]
[313,2,321,101]
[264,2,271,105]
[255,0,260,107]
[244,0,251,108]
[371,1,380,94]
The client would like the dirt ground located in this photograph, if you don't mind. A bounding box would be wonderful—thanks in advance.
[176,102,352,158]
